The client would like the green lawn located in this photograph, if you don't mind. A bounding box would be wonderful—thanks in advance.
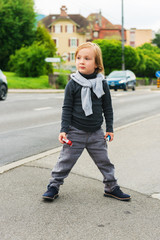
[4,72,53,89]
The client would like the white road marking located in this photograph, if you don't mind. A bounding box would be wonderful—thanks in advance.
[1,113,160,174]
[0,121,61,135]
[151,193,160,200]
[34,107,53,111]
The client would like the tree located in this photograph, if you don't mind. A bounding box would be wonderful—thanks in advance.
[34,25,57,57]
[134,48,146,77]
[9,43,52,77]
[93,39,139,75]
[93,39,122,75]
[137,43,160,78]
[152,33,160,48]
[124,45,139,71]
[0,0,36,70]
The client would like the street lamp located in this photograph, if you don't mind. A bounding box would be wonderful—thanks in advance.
[121,0,125,70]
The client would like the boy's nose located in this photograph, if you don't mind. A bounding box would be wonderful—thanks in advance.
[80,58,84,64]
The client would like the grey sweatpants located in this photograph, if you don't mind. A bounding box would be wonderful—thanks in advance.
[50,126,118,192]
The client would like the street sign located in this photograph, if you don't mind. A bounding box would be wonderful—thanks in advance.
[155,71,160,78]
[45,57,61,63]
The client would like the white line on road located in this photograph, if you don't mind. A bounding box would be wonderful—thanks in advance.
[0,121,61,135]
[34,107,53,111]
[1,113,160,175]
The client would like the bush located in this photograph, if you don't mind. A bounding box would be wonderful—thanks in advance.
[56,73,68,89]
[9,43,53,77]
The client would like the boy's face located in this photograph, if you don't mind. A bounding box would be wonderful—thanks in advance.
[76,47,97,75]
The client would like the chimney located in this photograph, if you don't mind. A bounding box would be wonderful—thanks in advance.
[98,10,102,27]
[60,6,68,17]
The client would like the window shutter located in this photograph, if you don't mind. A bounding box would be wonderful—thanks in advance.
[65,25,67,32]
[73,25,75,32]
[68,39,70,47]
[61,25,63,32]
[68,53,70,62]
[77,39,79,46]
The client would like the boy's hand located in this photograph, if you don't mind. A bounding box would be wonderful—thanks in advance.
[59,132,67,144]
[105,132,114,142]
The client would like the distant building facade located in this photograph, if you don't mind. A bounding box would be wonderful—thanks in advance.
[40,6,155,69]
[40,6,126,69]
[126,28,155,47]
[40,6,90,70]
[87,12,126,41]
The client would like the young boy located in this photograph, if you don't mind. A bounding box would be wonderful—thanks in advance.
[43,42,131,201]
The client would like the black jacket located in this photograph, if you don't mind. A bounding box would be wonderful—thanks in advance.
[60,78,113,133]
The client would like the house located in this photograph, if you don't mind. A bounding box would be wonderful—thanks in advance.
[40,6,90,70]
[87,12,126,41]
[40,6,127,70]
[126,28,155,47]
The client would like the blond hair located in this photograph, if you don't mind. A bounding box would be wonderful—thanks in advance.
[75,42,104,73]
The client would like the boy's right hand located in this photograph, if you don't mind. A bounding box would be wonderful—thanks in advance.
[59,132,67,144]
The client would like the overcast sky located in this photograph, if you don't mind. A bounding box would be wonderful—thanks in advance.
[34,0,160,32]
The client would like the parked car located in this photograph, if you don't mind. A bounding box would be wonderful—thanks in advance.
[106,70,136,91]
[0,70,8,100]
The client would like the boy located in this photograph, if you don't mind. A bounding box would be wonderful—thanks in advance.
[43,42,131,201]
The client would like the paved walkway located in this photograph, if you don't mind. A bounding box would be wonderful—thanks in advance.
[1,112,160,240]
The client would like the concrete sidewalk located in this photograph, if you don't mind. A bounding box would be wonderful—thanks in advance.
[1,114,160,240]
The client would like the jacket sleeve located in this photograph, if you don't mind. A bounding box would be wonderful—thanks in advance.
[102,81,114,132]
[60,80,74,133]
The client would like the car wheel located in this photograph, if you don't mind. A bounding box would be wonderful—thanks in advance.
[132,85,136,91]
[123,84,128,91]
[0,84,7,100]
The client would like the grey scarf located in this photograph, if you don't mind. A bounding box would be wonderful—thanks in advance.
[71,71,105,116]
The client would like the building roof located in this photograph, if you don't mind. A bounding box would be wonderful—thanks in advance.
[40,14,89,33]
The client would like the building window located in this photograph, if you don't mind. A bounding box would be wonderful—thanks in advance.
[67,24,73,33]
[130,30,135,47]
[70,52,75,62]
[55,24,62,33]
[93,31,99,38]
[52,38,58,47]
[69,38,79,47]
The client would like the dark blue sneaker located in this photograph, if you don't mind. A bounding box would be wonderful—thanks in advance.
[42,185,59,201]
[104,186,131,201]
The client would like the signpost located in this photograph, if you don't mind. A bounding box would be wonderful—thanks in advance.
[45,58,61,86]
[45,57,61,63]
[155,71,160,88]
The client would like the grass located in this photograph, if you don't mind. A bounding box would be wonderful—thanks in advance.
[4,71,54,89]
[4,69,71,89]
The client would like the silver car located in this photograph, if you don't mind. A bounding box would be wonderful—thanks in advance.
[106,70,136,91]
[0,70,8,100]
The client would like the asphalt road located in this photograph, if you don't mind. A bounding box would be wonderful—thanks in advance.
[0,88,160,166]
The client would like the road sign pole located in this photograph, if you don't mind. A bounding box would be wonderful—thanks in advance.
[157,77,160,88]
[155,71,160,88]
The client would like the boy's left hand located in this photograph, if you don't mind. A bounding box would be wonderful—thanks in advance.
[105,132,114,142]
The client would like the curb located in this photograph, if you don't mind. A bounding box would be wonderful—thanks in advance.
[0,147,62,174]
[8,89,65,93]
[1,113,160,174]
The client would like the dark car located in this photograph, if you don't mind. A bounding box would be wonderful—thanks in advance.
[106,70,136,91]
[0,70,8,100]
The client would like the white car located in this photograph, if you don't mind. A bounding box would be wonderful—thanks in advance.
[0,70,8,100]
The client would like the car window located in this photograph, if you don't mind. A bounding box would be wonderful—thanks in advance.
[108,71,126,78]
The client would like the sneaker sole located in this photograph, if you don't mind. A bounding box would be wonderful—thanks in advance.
[43,194,59,201]
[104,193,131,201]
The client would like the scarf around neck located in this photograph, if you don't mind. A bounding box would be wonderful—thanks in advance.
[71,71,105,116]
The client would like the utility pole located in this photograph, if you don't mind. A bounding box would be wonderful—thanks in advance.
[121,0,125,70]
